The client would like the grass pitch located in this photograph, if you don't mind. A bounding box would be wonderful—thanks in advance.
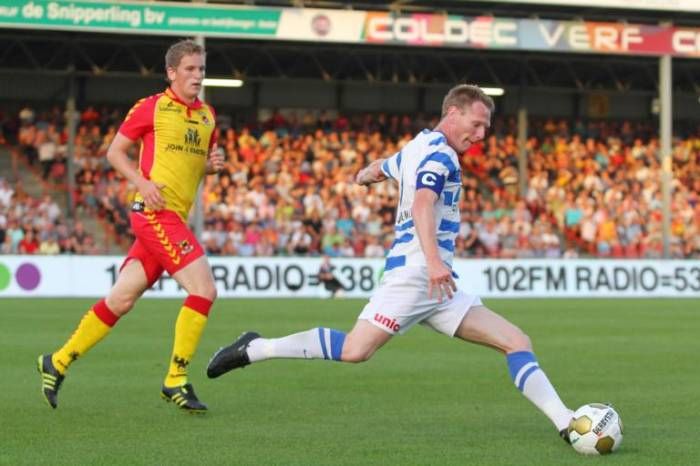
[1,297,698,466]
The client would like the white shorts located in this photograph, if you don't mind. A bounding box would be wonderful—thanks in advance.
[358,266,482,336]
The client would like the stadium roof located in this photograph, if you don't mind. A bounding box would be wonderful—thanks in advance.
[182,0,700,26]
[1,1,699,95]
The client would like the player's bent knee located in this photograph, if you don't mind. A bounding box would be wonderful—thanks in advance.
[191,280,217,302]
[340,346,373,363]
[106,295,136,316]
[505,329,532,353]
[202,285,217,302]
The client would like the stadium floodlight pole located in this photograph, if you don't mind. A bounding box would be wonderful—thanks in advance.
[65,71,78,221]
[192,33,206,242]
[659,53,673,259]
[517,107,528,199]
[516,74,528,198]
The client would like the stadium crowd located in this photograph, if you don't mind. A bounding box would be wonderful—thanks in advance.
[2,105,699,258]
[0,177,101,255]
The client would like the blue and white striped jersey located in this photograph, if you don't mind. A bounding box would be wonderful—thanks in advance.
[380,129,461,273]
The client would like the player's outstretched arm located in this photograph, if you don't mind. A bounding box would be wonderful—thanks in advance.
[412,189,456,302]
[355,158,388,186]
[106,133,165,210]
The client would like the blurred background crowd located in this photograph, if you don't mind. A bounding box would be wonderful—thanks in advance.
[2,104,699,258]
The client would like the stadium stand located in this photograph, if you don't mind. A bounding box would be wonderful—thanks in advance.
[2,106,699,258]
[0,179,102,255]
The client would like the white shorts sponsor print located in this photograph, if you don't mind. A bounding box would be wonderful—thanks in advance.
[358,266,482,336]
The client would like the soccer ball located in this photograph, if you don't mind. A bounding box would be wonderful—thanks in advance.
[568,403,623,455]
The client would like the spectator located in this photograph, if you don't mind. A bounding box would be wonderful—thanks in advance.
[317,255,343,298]
[39,234,61,255]
[0,178,14,208]
[288,222,312,255]
[9,107,699,259]
[18,229,39,254]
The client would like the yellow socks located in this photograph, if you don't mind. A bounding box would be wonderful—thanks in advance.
[52,300,120,374]
[163,295,212,388]
[49,296,212,386]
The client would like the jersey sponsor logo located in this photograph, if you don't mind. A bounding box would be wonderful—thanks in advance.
[165,143,185,152]
[165,134,207,156]
[158,101,181,113]
[184,128,202,147]
[374,313,400,332]
[396,209,412,224]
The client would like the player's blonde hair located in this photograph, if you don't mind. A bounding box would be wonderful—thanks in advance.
[441,84,495,118]
[165,39,205,72]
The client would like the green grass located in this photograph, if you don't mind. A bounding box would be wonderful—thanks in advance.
[1,298,698,466]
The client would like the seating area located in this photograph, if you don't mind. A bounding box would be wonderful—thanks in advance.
[0,178,101,254]
[3,105,699,258]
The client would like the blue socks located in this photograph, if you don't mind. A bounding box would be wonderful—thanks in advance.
[506,351,573,431]
[318,327,346,361]
[507,351,541,392]
[246,327,346,362]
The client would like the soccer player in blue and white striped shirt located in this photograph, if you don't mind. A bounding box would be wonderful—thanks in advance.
[208,84,574,443]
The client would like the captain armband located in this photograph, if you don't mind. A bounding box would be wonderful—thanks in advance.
[416,171,445,195]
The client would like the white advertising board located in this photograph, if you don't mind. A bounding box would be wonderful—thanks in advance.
[0,256,383,298]
[1,256,699,299]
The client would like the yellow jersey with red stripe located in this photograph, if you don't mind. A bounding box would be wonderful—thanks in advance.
[119,87,217,220]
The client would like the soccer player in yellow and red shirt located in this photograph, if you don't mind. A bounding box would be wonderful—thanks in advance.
[37,40,224,412]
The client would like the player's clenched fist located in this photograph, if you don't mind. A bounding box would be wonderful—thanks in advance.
[206,144,225,174]
[136,179,166,211]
